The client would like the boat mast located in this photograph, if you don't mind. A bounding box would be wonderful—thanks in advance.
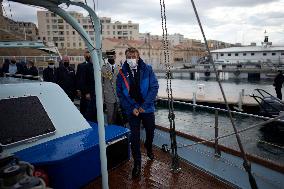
[8,1,108,189]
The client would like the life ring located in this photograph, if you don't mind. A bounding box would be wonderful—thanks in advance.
[205,70,210,77]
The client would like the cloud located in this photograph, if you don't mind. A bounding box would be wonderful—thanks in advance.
[2,0,284,45]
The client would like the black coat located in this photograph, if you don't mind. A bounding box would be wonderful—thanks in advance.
[76,62,95,95]
[24,66,39,76]
[274,73,284,88]
[76,62,87,93]
[56,65,76,100]
[2,62,25,74]
[43,67,56,82]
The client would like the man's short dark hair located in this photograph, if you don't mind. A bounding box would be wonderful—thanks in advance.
[125,47,139,56]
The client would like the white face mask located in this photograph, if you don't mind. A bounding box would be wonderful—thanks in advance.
[48,64,55,69]
[126,59,137,69]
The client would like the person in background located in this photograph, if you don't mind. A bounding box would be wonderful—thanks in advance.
[116,47,159,178]
[76,50,91,117]
[56,56,76,101]
[84,52,98,122]
[43,59,57,82]
[102,49,119,124]
[2,57,24,75]
[273,70,284,100]
[0,60,4,77]
[24,60,38,76]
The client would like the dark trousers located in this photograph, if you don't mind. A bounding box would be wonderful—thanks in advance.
[85,93,97,122]
[129,112,155,166]
[80,96,88,117]
[275,87,282,100]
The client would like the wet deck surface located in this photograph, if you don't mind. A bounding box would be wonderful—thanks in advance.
[85,146,234,189]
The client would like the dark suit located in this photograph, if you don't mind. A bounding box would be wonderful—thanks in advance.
[76,62,88,116]
[43,67,56,82]
[84,62,97,122]
[24,66,39,76]
[56,65,76,101]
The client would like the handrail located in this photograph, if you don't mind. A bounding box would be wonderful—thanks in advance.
[157,98,279,121]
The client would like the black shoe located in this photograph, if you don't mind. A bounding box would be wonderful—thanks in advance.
[132,164,141,178]
[147,151,154,160]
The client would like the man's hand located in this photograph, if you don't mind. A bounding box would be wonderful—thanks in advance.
[138,107,145,113]
[85,93,91,101]
[133,108,139,116]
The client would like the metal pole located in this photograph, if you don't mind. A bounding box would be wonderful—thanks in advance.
[48,6,109,189]
[214,110,221,157]
[9,1,109,188]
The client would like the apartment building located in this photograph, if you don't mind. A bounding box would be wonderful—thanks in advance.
[0,1,38,41]
[37,11,139,49]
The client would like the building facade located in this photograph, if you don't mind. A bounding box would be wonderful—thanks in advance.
[37,11,139,49]
[0,0,38,41]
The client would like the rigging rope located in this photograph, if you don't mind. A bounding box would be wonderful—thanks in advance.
[159,0,180,172]
[189,0,258,188]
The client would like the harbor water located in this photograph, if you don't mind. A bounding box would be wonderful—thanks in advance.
[155,78,284,165]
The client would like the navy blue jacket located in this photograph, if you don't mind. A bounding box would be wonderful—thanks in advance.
[116,58,159,115]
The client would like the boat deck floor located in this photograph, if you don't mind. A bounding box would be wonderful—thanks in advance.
[85,146,234,189]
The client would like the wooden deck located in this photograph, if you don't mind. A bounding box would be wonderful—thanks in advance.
[85,146,234,189]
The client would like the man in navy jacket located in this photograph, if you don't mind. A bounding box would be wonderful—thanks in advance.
[116,47,159,178]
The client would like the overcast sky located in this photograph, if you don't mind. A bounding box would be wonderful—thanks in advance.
[2,0,284,45]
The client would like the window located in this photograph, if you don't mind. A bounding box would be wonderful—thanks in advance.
[281,52,284,55]
[130,31,132,35]
[243,53,246,56]
[107,31,110,35]
[263,53,267,56]
[228,53,231,56]
[66,25,69,29]
[52,25,57,29]
[67,43,70,47]
[107,25,109,29]
[72,31,76,35]
[58,19,63,23]
[113,25,115,29]
[272,52,276,56]
[123,25,127,29]
[117,25,122,29]
[73,43,76,47]
[235,53,238,56]
[58,25,64,30]
[220,53,224,56]
[251,53,255,56]
[66,31,69,35]
[59,31,64,35]
[46,25,50,29]
[46,19,49,23]
[46,13,49,17]
[113,31,115,35]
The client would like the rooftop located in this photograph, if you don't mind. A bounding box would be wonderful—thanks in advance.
[212,46,284,53]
